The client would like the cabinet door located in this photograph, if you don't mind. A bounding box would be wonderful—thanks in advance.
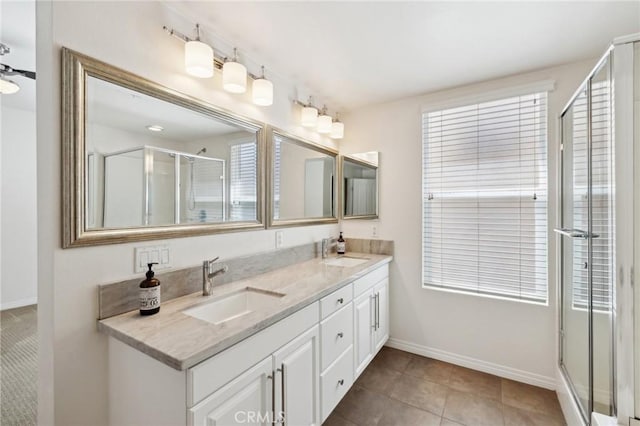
[189,356,273,426]
[373,279,389,353]
[353,290,374,378]
[273,325,320,426]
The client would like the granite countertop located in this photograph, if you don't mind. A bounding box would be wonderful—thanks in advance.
[98,253,392,371]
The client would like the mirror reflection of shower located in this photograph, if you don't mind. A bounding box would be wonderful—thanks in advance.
[101,145,225,227]
[188,148,207,211]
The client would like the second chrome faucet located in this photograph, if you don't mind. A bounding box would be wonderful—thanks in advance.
[202,257,229,296]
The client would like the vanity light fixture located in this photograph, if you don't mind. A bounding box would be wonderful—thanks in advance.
[223,48,247,94]
[184,24,214,78]
[300,97,318,127]
[146,125,164,132]
[252,66,273,106]
[330,115,344,139]
[317,106,332,134]
[0,75,19,94]
[294,98,345,138]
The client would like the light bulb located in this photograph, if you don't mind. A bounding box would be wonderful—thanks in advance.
[184,38,213,78]
[223,49,247,93]
[252,67,273,106]
[301,106,318,127]
[330,121,344,139]
[0,76,20,94]
[317,113,332,134]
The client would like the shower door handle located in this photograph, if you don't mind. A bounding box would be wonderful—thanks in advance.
[553,228,599,239]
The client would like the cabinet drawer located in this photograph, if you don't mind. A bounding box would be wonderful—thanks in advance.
[353,264,388,297]
[320,346,353,423]
[320,284,353,320]
[320,304,353,371]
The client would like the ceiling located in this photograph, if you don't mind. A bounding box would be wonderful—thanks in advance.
[168,1,640,112]
[0,0,36,111]
[88,76,246,143]
[1,2,638,114]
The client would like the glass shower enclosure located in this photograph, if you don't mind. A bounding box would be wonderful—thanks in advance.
[102,145,225,228]
[558,50,615,424]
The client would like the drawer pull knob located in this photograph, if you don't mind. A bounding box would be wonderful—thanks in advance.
[337,298,344,304]
[338,379,344,386]
[337,332,344,338]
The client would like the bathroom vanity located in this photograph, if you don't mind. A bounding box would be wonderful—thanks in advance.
[99,254,391,426]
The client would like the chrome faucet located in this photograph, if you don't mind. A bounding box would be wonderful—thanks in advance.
[321,238,334,259]
[202,257,229,296]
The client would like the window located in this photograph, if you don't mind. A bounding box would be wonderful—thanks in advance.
[422,91,548,303]
[229,141,257,221]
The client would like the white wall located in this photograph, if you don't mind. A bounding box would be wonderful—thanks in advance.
[341,59,597,388]
[36,2,339,424]
[0,106,38,310]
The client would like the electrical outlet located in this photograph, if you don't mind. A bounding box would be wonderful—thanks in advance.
[275,231,283,249]
[372,226,378,238]
[135,245,171,273]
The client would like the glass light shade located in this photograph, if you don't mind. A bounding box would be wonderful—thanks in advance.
[223,61,247,93]
[300,106,318,127]
[317,114,332,134]
[330,121,344,139]
[252,78,273,106]
[184,40,214,78]
[0,77,19,94]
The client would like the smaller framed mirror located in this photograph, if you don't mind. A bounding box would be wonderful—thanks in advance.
[268,129,338,227]
[340,152,379,219]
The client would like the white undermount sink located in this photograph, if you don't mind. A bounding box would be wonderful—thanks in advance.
[324,256,370,267]
[183,287,285,325]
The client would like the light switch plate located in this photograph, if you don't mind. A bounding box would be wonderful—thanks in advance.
[135,245,171,273]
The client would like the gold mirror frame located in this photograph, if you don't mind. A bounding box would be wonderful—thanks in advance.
[267,127,339,228]
[62,48,266,248]
[339,153,379,220]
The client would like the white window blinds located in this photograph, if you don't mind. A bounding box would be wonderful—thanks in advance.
[422,92,548,303]
[229,142,257,221]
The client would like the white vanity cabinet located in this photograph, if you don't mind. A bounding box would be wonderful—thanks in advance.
[272,326,320,425]
[189,325,320,426]
[106,261,390,426]
[353,265,389,379]
[189,356,273,426]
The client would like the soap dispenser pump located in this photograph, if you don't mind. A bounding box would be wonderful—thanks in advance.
[139,262,161,316]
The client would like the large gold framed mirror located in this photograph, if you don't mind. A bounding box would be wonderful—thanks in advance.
[340,152,379,219]
[267,128,338,228]
[62,48,265,248]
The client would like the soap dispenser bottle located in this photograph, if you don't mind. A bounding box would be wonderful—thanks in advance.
[337,232,346,255]
[139,262,160,316]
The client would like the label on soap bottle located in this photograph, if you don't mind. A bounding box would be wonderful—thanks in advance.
[140,286,161,311]
[337,241,346,254]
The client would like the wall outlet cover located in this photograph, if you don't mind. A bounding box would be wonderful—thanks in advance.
[135,245,171,273]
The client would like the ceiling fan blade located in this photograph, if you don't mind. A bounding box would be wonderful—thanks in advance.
[16,69,36,80]
[0,63,36,80]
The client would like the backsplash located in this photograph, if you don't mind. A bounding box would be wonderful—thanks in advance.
[345,238,394,255]
[97,238,392,320]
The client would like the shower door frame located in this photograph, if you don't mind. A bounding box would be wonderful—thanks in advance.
[558,46,616,426]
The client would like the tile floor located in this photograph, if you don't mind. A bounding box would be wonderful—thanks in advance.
[325,347,566,426]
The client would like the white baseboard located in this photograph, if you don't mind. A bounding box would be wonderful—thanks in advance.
[1,297,37,311]
[556,367,587,426]
[386,337,556,390]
